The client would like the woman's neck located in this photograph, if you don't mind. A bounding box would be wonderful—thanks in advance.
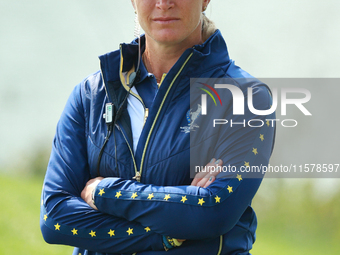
[143,25,203,82]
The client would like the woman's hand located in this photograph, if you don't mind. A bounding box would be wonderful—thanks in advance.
[81,177,104,210]
[81,159,221,243]
[191,158,223,188]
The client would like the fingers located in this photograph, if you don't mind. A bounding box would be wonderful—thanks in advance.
[81,177,104,210]
[192,158,223,188]
[203,175,216,188]
[196,159,223,187]
[196,174,212,188]
[191,158,216,186]
[86,177,104,186]
[206,159,223,178]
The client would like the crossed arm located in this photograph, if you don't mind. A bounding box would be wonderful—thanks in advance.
[81,158,223,210]
[40,84,226,253]
[81,159,224,244]
[40,82,275,253]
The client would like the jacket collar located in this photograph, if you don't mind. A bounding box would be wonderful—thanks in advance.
[99,29,230,90]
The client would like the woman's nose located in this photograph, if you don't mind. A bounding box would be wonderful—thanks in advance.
[156,0,174,11]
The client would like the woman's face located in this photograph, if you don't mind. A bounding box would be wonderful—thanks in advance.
[132,0,209,46]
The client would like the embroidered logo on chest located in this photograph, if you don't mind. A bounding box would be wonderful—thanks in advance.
[180,104,201,133]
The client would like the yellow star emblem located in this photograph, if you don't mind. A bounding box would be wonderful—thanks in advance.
[164,194,171,201]
[98,189,105,196]
[108,229,115,237]
[147,193,154,200]
[236,174,243,181]
[43,214,48,221]
[127,228,133,235]
[259,134,264,141]
[244,161,250,167]
[115,191,122,198]
[215,195,221,203]
[145,227,151,232]
[181,196,188,203]
[252,148,258,155]
[131,192,138,199]
[266,120,270,127]
[89,230,96,237]
[54,223,60,231]
[198,198,205,206]
[227,185,233,193]
[71,228,78,235]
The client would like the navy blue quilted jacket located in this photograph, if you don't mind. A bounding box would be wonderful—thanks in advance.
[40,30,275,255]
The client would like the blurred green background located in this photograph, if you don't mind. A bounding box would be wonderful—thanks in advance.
[1,0,339,254]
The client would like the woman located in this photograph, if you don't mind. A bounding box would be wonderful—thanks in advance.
[40,0,275,254]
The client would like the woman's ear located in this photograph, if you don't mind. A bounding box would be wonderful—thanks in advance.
[131,0,136,11]
[202,0,211,12]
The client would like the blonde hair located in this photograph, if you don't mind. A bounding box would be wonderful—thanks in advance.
[202,14,217,42]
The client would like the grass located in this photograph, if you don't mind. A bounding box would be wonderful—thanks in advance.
[0,174,73,255]
[251,179,340,254]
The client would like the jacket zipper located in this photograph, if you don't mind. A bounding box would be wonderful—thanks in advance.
[138,53,194,182]
[143,108,149,126]
[100,65,144,181]
[113,98,148,181]
[126,94,148,181]
[110,46,192,182]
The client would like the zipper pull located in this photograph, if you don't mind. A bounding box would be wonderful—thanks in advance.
[133,172,141,182]
[143,108,149,126]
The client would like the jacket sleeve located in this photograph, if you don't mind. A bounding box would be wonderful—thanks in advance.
[40,83,164,254]
[94,84,276,240]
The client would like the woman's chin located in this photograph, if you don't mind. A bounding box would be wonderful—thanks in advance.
[150,31,187,45]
